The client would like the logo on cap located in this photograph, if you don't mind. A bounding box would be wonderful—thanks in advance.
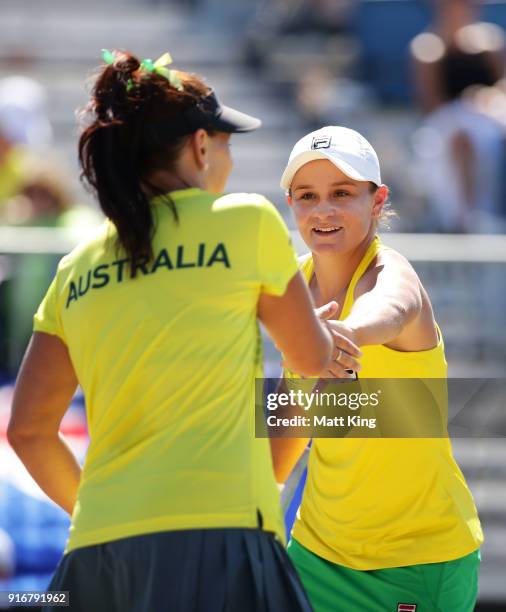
[311,135,331,150]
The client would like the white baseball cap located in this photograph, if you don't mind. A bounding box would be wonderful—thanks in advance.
[280,126,381,191]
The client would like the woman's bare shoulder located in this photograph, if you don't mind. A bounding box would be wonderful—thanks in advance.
[355,246,422,297]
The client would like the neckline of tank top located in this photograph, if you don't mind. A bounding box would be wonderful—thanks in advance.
[302,235,381,291]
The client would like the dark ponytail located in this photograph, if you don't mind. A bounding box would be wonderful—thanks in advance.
[79,50,211,272]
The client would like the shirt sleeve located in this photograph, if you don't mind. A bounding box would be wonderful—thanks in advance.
[257,199,299,296]
[33,273,66,342]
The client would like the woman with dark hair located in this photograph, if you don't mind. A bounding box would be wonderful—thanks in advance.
[7,50,334,611]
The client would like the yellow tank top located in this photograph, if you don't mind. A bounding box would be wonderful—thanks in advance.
[290,236,483,569]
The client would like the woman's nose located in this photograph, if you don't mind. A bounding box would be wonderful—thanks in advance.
[312,199,335,219]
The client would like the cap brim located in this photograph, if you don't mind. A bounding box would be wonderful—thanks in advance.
[212,104,261,133]
[280,150,379,190]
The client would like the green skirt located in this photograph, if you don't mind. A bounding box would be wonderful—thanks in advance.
[288,538,480,612]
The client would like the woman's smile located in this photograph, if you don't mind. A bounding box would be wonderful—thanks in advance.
[312,225,343,236]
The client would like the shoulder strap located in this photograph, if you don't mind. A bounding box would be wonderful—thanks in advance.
[340,235,383,320]
[297,237,384,319]
[299,253,314,284]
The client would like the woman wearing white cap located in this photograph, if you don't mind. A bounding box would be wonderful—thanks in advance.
[273,126,483,611]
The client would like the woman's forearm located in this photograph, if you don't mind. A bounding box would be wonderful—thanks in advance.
[270,435,310,484]
[345,299,412,347]
[10,432,81,515]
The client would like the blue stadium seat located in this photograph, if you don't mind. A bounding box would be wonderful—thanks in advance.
[483,1,506,28]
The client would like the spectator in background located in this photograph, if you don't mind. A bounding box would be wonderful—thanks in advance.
[0,75,101,372]
[2,157,100,230]
[0,77,52,207]
[410,0,506,232]
[0,128,25,206]
[2,157,101,372]
[412,0,505,114]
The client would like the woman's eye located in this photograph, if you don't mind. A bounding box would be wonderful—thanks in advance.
[300,192,316,200]
[334,190,350,198]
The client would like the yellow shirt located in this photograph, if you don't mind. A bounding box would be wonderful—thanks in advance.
[287,236,483,569]
[34,188,299,553]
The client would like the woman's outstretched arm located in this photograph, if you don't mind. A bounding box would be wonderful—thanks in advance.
[342,250,428,349]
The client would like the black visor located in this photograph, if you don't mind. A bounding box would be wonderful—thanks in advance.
[153,91,261,139]
[191,91,261,133]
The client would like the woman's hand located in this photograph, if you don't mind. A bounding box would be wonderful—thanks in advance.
[315,302,362,379]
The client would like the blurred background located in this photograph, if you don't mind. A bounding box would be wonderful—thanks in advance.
[0,0,505,608]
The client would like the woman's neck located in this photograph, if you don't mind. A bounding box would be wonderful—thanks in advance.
[145,168,205,195]
[311,232,376,307]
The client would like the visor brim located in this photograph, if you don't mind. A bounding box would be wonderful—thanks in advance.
[211,104,261,133]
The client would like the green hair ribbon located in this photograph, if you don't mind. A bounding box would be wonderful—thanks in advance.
[101,49,183,92]
[101,49,115,65]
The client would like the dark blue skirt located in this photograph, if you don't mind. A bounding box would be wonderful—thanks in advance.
[44,528,313,612]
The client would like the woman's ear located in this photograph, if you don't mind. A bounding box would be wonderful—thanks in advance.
[286,192,293,207]
[190,129,209,170]
[372,184,389,218]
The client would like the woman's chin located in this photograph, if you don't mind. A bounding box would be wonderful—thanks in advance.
[308,232,348,255]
